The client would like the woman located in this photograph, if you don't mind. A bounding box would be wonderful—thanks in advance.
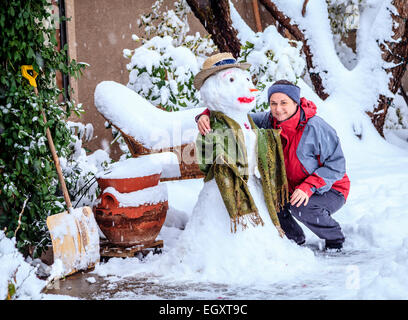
[196,80,350,250]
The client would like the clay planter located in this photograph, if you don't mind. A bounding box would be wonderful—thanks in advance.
[94,189,167,247]
[97,173,161,193]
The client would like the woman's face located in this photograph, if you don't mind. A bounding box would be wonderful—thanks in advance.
[269,92,298,122]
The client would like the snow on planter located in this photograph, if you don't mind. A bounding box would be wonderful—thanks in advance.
[96,156,162,180]
[101,185,168,208]
[94,156,169,246]
[94,81,205,150]
[96,152,181,181]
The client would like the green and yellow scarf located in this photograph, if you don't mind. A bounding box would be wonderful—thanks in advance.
[196,111,288,236]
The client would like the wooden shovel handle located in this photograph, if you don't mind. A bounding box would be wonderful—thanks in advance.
[34,87,73,210]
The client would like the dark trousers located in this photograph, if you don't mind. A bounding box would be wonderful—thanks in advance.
[277,189,345,245]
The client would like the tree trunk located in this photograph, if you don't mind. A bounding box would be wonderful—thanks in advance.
[367,0,408,136]
[258,0,329,100]
[185,0,241,58]
[399,83,408,107]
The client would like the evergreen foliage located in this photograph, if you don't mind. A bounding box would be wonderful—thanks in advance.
[0,0,85,256]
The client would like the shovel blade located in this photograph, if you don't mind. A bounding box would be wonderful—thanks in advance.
[47,206,100,278]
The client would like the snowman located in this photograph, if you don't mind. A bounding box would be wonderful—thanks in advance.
[147,53,316,283]
[193,52,286,236]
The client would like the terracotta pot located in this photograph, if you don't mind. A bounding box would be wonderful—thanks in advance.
[97,173,161,193]
[94,192,168,247]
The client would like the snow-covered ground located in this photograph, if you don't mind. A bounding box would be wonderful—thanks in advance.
[4,84,408,302]
[84,142,408,299]
[7,144,408,300]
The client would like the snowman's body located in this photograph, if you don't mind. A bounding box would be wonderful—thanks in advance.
[193,67,273,233]
[160,68,316,282]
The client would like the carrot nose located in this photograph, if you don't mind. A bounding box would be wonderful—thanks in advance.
[250,88,259,92]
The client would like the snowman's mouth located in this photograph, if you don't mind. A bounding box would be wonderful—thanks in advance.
[237,96,255,103]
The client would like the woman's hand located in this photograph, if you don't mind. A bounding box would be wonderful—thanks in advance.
[290,189,309,207]
[198,114,211,135]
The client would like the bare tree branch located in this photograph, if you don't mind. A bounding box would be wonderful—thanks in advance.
[186,0,241,58]
[302,0,309,17]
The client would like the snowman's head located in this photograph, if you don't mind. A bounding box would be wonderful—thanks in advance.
[199,67,257,116]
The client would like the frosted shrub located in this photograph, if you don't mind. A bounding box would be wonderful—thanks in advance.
[124,0,216,111]
[385,101,408,130]
[0,0,86,256]
[326,1,363,70]
[239,26,305,111]
[326,0,362,35]
[104,121,132,160]
[61,121,112,208]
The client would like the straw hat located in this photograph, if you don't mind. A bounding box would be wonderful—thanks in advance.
[193,52,251,90]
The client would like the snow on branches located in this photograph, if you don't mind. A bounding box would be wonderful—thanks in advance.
[257,0,408,137]
[124,0,216,111]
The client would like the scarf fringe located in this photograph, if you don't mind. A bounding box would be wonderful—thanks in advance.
[272,183,289,238]
[275,183,290,213]
[230,211,265,233]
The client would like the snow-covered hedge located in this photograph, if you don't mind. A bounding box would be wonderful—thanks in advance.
[124,0,216,111]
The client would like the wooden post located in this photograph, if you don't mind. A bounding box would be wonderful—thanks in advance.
[252,0,263,32]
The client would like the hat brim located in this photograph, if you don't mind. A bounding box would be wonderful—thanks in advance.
[193,63,251,90]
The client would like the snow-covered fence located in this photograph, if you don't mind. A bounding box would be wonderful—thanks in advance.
[94,81,205,180]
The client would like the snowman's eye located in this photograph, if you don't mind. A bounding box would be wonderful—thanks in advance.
[246,78,250,81]
[229,77,234,82]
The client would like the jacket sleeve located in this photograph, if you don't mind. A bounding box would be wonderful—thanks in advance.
[195,108,211,123]
[249,111,273,129]
[297,117,346,197]
[196,109,273,129]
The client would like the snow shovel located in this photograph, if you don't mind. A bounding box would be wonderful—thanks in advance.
[21,65,100,278]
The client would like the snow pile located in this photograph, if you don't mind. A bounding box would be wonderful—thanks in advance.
[0,231,46,299]
[86,277,96,284]
[358,238,408,299]
[159,178,316,284]
[162,206,189,230]
[94,81,204,150]
[101,184,168,208]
